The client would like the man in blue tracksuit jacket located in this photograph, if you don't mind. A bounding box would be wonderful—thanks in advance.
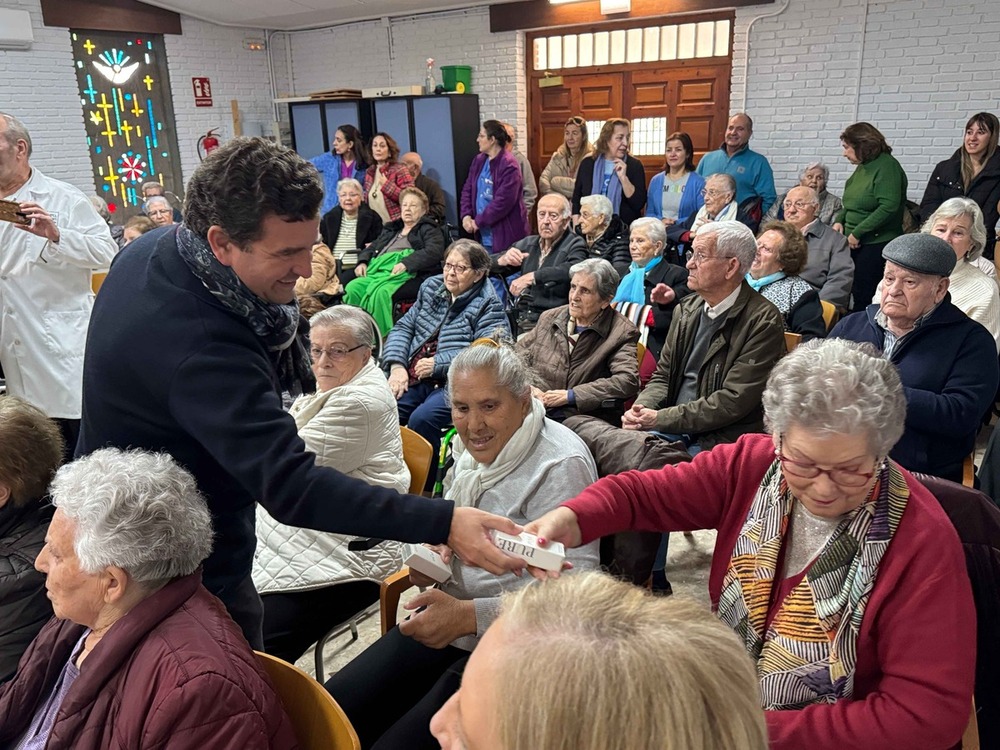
[696,113,777,214]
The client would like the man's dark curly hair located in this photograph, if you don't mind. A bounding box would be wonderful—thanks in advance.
[184,137,323,246]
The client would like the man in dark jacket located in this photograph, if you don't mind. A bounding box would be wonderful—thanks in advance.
[401,152,447,225]
[831,233,998,483]
[493,193,588,333]
[564,221,786,584]
[76,138,523,648]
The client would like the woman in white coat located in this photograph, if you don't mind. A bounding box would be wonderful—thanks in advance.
[253,305,411,662]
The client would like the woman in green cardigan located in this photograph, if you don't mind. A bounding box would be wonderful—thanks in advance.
[833,122,908,312]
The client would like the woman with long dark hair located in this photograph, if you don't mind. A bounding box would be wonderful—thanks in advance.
[311,124,368,216]
[364,132,415,223]
[920,112,1000,260]
[646,132,705,230]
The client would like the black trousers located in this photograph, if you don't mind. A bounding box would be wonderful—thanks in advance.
[850,240,890,313]
[325,625,468,750]
[261,581,380,663]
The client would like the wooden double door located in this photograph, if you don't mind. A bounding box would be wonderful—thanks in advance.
[529,61,731,191]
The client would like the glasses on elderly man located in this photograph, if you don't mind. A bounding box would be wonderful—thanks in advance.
[782,200,812,210]
[776,439,882,487]
[684,248,729,266]
[310,344,366,361]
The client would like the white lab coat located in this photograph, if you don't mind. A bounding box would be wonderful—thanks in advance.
[0,168,117,418]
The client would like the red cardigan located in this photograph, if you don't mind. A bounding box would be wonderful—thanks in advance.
[363,162,414,222]
[565,433,976,750]
[0,572,297,750]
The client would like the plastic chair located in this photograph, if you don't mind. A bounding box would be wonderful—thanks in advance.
[255,651,361,750]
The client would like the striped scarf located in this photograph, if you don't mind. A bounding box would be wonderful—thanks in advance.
[717,459,908,709]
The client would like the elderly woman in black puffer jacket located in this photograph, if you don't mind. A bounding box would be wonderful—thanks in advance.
[0,396,63,684]
[576,194,631,278]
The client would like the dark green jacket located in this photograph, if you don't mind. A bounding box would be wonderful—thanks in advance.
[636,281,785,449]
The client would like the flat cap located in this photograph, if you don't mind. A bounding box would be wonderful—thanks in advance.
[882,233,956,277]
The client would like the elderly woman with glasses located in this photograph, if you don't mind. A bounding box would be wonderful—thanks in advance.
[528,338,976,750]
[0,449,297,749]
[327,340,600,750]
[747,221,827,340]
[764,162,844,225]
[517,258,639,425]
[666,173,741,259]
[254,305,410,663]
[383,240,510,482]
[575,194,630,276]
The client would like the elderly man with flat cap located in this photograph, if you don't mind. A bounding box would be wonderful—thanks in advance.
[831,233,998,482]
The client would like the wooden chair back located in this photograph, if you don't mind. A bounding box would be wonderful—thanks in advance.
[400,426,434,495]
[92,272,107,295]
[784,331,802,352]
[820,300,839,331]
[380,568,415,635]
[255,651,361,750]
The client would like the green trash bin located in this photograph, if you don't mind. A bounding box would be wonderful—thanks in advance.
[441,65,472,93]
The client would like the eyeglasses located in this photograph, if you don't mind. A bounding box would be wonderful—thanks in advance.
[148,209,172,217]
[701,189,730,198]
[782,200,813,210]
[684,249,729,266]
[776,439,882,488]
[310,343,366,361]
[443,262,471,274]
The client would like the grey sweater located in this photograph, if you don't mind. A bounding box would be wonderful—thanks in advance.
[441,418,600,650]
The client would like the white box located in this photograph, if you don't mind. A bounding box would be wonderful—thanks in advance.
[403,544,452,583]
[491,531,566,572]
[361,86,424,98]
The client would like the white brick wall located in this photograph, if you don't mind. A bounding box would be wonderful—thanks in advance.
[164,16,277,186]
[734,0,1000,202]
[0,0,93,193]
[288,7,527,143]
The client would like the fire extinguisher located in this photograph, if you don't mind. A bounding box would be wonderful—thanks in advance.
[197,129,220,161]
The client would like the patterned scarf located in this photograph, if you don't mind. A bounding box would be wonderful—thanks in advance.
[175,224,315,397]
[690,200,738,235]
[717,459,908,709]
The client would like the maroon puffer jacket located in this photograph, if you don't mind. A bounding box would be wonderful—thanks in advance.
[0,571,298,749]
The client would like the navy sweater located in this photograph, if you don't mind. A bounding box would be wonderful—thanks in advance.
[830,300,998,481]
[78,227,453,626]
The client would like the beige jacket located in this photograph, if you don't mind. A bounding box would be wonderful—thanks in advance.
[294,242,342,318]
[539,147,582,201]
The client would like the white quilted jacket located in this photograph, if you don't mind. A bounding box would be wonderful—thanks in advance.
[253,359,411,593]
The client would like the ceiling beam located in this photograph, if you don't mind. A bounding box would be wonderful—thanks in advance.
[40,0,182,35]
[490,0,771,33]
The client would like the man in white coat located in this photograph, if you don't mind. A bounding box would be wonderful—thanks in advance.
[0,113,117,454]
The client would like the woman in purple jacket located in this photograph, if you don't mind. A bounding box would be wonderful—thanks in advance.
[460,120,529,255]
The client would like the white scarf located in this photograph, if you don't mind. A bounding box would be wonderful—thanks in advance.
[690,200,738,235]
[446,397,546,508]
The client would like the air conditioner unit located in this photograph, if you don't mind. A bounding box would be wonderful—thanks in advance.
[0,9,34,51]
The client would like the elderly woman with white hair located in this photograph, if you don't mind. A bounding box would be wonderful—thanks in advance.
[0,449,297,749]
[254,305,410,663]
[612,216,690,359]
[529,337,976,750]
[575,194,630,276]
[326,340,599,750]
[517,258,639,424]
[764,162,844,225]
[144,195,176,228]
